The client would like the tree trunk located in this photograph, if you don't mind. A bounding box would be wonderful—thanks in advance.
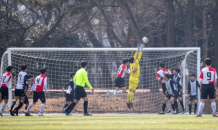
[202,0,208,61]
[212,0,218,71]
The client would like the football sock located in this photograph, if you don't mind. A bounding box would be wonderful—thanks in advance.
[194,104,197,112]
[65,102,76,113]
[25,106,28,110]
[180,101,184,110]
[26,103,34,112]
[11,101,16,110]
[127,92,130,102]
[40,104,45,113]
[84,101,88,113]
[198,102,205,115]
[174,101,178,110]
[0,103,6,113]
[162,104,166,112]
[189,104,192,113]
[211,102,216,115]
[166,101,171,110]
[130,92,134,103]
[116,90,122,94]
[171,104,175,111]
[14,102,23,112]
[64,104,69,109]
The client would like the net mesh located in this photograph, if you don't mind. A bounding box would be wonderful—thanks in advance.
[0,49,198,113]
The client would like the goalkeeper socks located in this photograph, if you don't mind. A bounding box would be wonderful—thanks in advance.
[130,92,134,103]
[189,104,192,113]
[211,102,216,115]
[194,104,197,112]
[179,101,184,110]
[171,104,175,111]
[11,101,16,110]
[174,101,178,110]
[116,90,122,94]
[127,92,130,102]
[40,104,45,113]
[198,103,204,115]
[26,103,34,112]
[14,102,23,112]
[84,101,88,113]
[162,104,166,112]
[64,104,69,109]
[65,102,76,113]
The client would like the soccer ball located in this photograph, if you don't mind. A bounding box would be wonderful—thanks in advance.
[142,37,148,43]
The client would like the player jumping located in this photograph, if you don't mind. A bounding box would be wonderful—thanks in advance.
[106,58,136,97]
[196,58,217,117]
[188,74,200,114]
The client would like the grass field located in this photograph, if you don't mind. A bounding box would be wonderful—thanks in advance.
[0,114,218,130]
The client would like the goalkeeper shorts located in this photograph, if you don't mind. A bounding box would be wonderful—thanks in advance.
[129,78,139,91]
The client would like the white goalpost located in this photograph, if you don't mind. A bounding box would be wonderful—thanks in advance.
[0,47,201,114]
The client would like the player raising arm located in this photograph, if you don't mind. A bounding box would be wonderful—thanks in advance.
[127,49,142,109]
[106,58,136,97]
[25,68,48,116]
[196,58,217,117]
[0,65,13,117]
[64,61,94,116]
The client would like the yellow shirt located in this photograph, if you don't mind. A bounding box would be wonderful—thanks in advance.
[130,52,142,78]
[73,68,93,89]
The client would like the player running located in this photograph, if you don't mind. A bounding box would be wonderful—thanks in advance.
[159,73,176,114]
[188,74,200,114]
[0,65,13,117]
[196,58,217,117]
[172,68,185,114]
[106,58,136,97]
[64,61,94,116]
[156,63,172,113]
[10,64,28,116]
[25,68,48,116]
[127,48,142,109]
[62,72,76,114]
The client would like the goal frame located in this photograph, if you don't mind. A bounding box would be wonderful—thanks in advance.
[1,47,201,113]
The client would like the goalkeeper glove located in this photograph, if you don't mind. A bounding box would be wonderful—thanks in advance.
[140,44,144,51]
[137,44,141,51]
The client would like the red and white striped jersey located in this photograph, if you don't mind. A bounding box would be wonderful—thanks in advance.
[157,69,172,83]
[1,72,12,89]
[31,74,48,92]
[117,64,131,78]
[199,67,217,84]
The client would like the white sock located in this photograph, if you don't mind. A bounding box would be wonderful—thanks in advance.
[211,102,216,115]
[0,103,6,113]
[166,101,171,110]
[26,103,34,112]
[40,104,45,113]
[116,90,122,94]
[198,103,205,115]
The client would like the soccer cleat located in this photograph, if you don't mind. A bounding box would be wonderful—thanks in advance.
[38,113,44,116]
[182,109,185,114]
[106,91,110,98]
[63,110,70,116]
[13,110,18,116]
[213,114,218,117]
[176,110,179,114]
[158,111,165,114]
[172,111,177,114]
[129,102,134,109]
[126,102,131,109]
[10,110,15,116]
[195,114,202,117]
[84,113,92,116]
[25,112,32,116]
[68,113,72,116]
[166,109,171,113]
[112,91,116,97]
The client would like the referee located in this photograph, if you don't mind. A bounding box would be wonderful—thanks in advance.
[64,61,94,116]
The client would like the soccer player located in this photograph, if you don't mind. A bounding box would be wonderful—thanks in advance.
[0,65,13,117]
[127,50,142,109]
[156,63,172,113]
[188,74,200,114]
[62,72,76,114]
[159,73,176,114]
[172,68,185,114]
[25,68,48,116]
[106,58,136,97]
[64,61,94,116]
[196,58,217,117]
[10,64,28,116]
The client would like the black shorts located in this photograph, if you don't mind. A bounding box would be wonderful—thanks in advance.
[174,91,182,98]
[66,93,74,102]
[115,77,125,88]
[33,91,46,103]
[75,86,87,100]
[166,94,174,100]
[19,94,29,104]
[162,83,166,95]
[201,84,216,99]
[189,95,198,101]
[15,89,25,97]
[1,87,8,99]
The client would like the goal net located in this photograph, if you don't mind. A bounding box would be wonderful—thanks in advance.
[0,48,200,114]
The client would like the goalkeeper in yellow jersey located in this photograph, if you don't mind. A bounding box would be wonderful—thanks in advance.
[127,45,143,109]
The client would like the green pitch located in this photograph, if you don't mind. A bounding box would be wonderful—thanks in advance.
[0,114,217,130]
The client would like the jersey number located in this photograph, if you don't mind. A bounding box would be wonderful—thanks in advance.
[19,74,22,81]
[37,78,41,84]
[2,76,6,83]
[207,72,211,80]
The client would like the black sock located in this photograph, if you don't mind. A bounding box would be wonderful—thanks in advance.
[14,102,23,112]
[64,104,69,109]
[25,106,28,110]
[189,104,192,113]
[84,101,88,114]
[171,104,175,111]
[194,104,197,112]
[65,102,76,113]
[180,101,184,110]
[174,101,178,110]
[11,101,16,110]
[162,104,166,112]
